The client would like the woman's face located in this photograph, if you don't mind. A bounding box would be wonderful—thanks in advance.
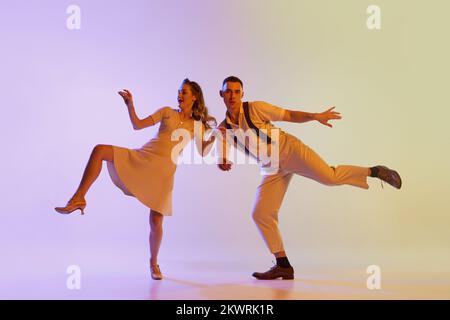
[177,83,196,111]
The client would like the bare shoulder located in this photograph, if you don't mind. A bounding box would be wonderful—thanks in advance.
[162,106,176,112]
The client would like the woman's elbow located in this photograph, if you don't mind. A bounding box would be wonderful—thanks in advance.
[133,120,145,130]
[197,149,205,157]
[197,146,210,157]
[201,150,210,157]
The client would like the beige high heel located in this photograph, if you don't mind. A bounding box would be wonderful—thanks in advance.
[55,199,86,215]
[150,264,163,280]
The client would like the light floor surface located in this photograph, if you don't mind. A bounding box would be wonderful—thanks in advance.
[2,260,449,300]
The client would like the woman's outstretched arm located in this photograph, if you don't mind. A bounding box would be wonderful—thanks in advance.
[118,89,161,130]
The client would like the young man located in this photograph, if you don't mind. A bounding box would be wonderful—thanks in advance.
[217,76,401,280]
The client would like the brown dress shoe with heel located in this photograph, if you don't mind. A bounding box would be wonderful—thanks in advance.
[252,265,294,280]
[375,165,402,189]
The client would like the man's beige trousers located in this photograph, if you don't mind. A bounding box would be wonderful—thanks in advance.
[252,133,370,253]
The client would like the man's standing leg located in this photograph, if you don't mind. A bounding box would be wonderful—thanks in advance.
[251,170,295,280]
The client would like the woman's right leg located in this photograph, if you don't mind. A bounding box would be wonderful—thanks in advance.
[56,144,115,214]
[149,210,164,266]
[71,144,114,201]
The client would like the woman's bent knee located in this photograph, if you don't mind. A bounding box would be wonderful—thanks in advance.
[93,144,114,162]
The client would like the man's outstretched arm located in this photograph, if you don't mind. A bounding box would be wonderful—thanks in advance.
[283,106,342,128]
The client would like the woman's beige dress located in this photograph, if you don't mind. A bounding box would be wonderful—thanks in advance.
[107,107,198,216]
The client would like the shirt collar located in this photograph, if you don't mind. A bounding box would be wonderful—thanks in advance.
[225,102,244,126]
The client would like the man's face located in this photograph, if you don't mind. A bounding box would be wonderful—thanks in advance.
[220,81,244,109]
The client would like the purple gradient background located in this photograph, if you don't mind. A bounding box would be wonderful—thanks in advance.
[1,0,282,299]
[1,1,449,299]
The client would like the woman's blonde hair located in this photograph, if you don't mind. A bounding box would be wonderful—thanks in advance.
[182,78,217,129]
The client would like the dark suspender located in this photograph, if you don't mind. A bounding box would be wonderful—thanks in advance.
[224,102,272,158]
[225,118,252,157]
[242,102,271,144]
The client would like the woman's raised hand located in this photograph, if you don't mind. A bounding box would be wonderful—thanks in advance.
[118,89,133,107]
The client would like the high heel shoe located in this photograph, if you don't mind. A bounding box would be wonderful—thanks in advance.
[150,264,163,280]
[55,199,86,215]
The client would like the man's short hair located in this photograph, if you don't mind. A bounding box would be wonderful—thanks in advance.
[222,76,243,89]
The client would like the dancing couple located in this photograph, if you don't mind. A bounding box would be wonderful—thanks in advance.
[55,77,401,280]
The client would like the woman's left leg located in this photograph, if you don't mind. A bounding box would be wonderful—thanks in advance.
[149,210,164,265]
[149,210,164,280]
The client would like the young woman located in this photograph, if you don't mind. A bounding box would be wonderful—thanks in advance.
[55,79,217,280]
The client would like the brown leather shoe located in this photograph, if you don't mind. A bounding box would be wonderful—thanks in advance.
[252,265,294,280]
[375,165,402,189]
